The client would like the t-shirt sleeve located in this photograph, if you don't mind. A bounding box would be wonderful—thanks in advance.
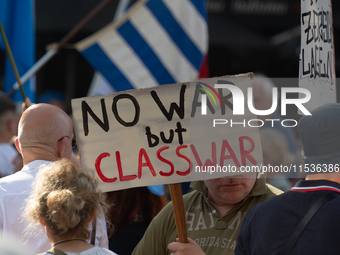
[132,202,176,255]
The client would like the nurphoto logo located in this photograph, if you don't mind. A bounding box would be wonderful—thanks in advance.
[194,81,312,128]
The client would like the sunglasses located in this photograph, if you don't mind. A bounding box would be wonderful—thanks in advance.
[57,136,77,148]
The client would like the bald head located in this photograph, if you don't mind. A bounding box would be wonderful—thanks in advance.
[17,104,74,163]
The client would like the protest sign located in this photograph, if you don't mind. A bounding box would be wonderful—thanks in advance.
[72,73,262,192]
[299,0,336,111]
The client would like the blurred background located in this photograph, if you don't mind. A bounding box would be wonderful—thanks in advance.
[0,0,339,114]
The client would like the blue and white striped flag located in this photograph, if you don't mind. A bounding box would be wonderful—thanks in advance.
[76,0,208,92]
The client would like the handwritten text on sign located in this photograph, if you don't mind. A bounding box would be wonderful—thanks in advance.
[72,75,262,192]
[299,0,336,111]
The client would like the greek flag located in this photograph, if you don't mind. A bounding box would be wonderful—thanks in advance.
[76,0,208,92]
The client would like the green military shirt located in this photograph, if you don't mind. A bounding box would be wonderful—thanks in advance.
[132,175,282,255]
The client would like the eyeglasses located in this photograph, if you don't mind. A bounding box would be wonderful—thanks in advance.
[57,136,77,148]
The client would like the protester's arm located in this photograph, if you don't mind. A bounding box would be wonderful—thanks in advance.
[168,238,205,255]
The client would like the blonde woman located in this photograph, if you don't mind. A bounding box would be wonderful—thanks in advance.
[24,159,116,255]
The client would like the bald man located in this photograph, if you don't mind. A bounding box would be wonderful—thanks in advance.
[0,104,108,253]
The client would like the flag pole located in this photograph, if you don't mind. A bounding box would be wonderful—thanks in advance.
[0,21,27,101]
[6,0,113,98]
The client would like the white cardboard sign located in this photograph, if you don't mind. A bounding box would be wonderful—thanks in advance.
[72,74,262,192]
[299,0,336,111]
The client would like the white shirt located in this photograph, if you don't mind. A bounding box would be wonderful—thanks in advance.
[0,160,109,253]
[37,247,117,255]
[0,143,19,176]
[65,247,117,255]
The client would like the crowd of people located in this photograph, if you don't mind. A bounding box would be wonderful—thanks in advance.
[0,75,339,255]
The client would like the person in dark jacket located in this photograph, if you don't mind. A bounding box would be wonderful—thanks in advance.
[235,103,340,255]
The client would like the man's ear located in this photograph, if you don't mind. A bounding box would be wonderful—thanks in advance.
[15,137,21,155]
[57,137,66,159]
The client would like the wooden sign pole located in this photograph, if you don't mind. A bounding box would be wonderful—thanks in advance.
[169,183,189,243]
